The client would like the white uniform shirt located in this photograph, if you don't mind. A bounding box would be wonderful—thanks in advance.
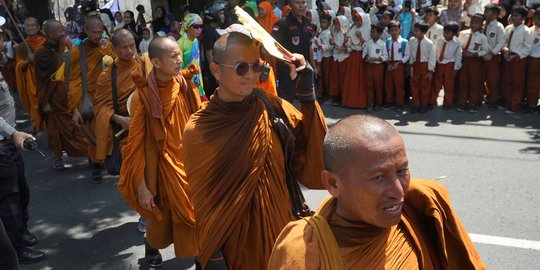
[409,37,436,71]
[458,29,490,57]
[529,26,540,58]
[434,36,463,70]
[387,36,411,63]
[362,38,388,64]
[427,23,443,41]
[505,24,532,59]
[484,19,506,54]
[319,29,334,58]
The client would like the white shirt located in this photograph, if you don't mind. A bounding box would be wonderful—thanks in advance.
[427,23,443,41]
[349,24,370,51]
[409,37,436,71]
[484,20,506,54]
[362,38,388,64]
[529,26,540,58]
[387,36,411,63]
[458,30,490,57]
[434,36,462,70]
[505,24,532,59]
[319,29,333,58]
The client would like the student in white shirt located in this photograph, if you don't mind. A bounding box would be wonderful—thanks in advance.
[502,6,533,113]
[409,21,436,113]
[385,20,410,110]
[425,7,443,42]
[329,15,351,105]
[363,24,388,112]
[433,22,462,109]
[483,4,507,109]
[317,14,334,100]
[525,8,540,113]
[457,14,489,112]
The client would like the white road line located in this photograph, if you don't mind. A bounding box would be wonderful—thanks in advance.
[469,233,540,251]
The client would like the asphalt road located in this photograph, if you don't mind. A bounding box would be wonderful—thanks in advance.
[18,102,540,270]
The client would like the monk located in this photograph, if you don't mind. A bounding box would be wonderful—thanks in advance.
[183,32,327,269]
[34,20,88,170]
[268,115,487,270]
[94,29,142,165]
[69,16,114,182]
[117,37,201,268]
[15,17,46,132]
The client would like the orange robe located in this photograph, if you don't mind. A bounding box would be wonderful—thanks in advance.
[67,40,114,162]
[117,70,201,258]
[15,35,46,131]
[258,1,279,33]
[93,57,143,162]
[34,42,88,158]
[268,179,487,270]
[183,91,327,269]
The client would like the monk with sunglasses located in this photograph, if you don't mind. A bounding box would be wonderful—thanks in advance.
[183,31,327,269]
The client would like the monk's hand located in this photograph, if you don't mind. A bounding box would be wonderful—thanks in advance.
[113,114,130,131]
[72,109,82,127]
[288,54,315,103]
[138,183,155,211]
[11,131,35,151]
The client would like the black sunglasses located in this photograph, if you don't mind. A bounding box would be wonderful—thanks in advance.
[216,60,265,76]
[191,24,204,30]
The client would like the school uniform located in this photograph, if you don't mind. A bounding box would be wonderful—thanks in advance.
[457,29,490,109]
[433,36,462,106]
[318,28,334,98]
[329,23,351,99]
[427,23,444,41]
[341,24,369,108]
[484,19,506,106]
[385,36,410,106]
[526,26,540,109]
[363,38,388,106]
[503,24,532,112]
[409,36,436,108]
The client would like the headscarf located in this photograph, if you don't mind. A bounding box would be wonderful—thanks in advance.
[258,1,279,33]
[332,15,350,47]
[244,1,259,17]
[180,13,203,36]
[440,0,462,25]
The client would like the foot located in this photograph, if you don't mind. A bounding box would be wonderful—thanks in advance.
[382,105,392,111]
[18,247,45,264]
[137,217,147,233]
[366,104,374,113]
[419,106,428,113]
[523,107,536,114]
[394,106,404,112]
[504,109,516,115]
[23,229,37,247]
[469,107,479,113]
[456,106,465,112]
[146,253,163,268]
[92,168,103,183]
[53,158,65,171]
[411,106,419,113]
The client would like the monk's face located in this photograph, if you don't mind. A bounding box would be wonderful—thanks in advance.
[325,134,410,228]
[153,40,183,76]
[24,19,39,36]
[211,42,261,101]
[85,25,103,45]
[49,23,66,44]
[114,36,136,61]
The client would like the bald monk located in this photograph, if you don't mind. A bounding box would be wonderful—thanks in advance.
[117,37,201,268]
[268,115,487,270]
[34,20,88,170]
[15,17,46,132]
[94,29,142,166]
[183,32,327,269]
[69,16,114,182]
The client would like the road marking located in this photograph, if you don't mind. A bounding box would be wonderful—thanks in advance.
[469,233,540,251]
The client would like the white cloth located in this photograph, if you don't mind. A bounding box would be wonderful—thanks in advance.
[332,15,351,62]
[409,37,436,71]
[434,36,462,70]
[363,38,388,64]
[458,30,490,57]
[319,29,333,58]
[529,26,540,58]
[484,20,506,54]
[427,23,443,42]
[387,36,411,63]
[505,24,532,59]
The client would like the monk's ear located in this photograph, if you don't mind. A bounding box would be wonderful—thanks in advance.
[210,62,221,82]
[322,170,340,198]
[151,57,161,70]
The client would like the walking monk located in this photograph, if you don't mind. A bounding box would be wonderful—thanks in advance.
[68,16,114,182]
[34,20,88,170]
[183,32,327,269]
[118,37,201,268]
[15,17,46,132]
[268,115,486,270]
[94,29,142,166]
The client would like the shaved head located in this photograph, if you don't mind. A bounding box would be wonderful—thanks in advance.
[111,28,134,47]
[23,17,39,36]
[43,20,62,36]
[212,32,257,64]
[24,17,38,26]
[323,115,400,174]
[84,16,104,31]
[148,37,177,60]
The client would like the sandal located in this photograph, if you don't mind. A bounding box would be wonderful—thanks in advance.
[138,217,147,233]
[53,158,65,171]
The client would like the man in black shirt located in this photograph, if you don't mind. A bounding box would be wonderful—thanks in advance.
[202,1,227,97]
[271,0,315,102]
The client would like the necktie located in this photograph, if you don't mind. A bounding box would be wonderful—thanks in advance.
[508,30,515,52]
[416,39,421,63]
[428,32,431,39]
[464,32,473,52]
[439,41,447,62]
[391,41,395,61]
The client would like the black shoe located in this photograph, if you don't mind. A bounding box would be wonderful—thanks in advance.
[146,253,163,268]
[92,168,103,183]
[18,247,45,264]
[23,230,37,247]
[523,107,535,114]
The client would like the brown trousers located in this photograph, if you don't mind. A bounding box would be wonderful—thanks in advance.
[434,62,456,106]
[366,63,385,105]
[503,57,527,111]
[385,61,406,106]
[459,57,484,108]
[319,56,333,98]
[329,59,349,97]
[526,57,540,108]
[410,62,431,107]
[484,55,501,106]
